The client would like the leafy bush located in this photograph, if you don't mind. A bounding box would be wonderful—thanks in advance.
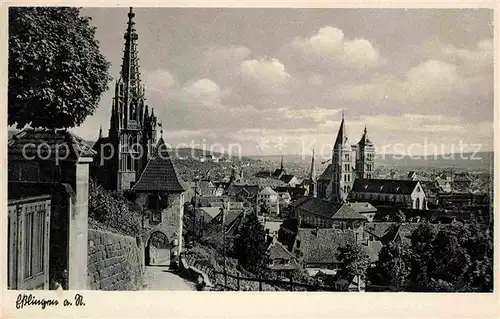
[88,181,143,236]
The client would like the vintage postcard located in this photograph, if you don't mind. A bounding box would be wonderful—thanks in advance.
[2,1,499,318]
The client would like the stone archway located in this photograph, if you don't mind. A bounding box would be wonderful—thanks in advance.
[145,231,172,266]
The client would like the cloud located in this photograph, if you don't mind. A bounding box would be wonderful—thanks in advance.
[175,78,231,108]
[440,38,493,76]
[144,68,176,93]
[240,58,290,85]
[341,59,472,105]
[291,26,381,69]
[279,107,340,122]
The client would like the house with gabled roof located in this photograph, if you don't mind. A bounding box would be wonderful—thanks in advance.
[279,174,301,187]
[290,228,355,270]
[293,197,368,231]
[267,238,299,277]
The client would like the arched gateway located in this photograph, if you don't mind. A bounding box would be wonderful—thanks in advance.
[131,136,186,267]
[145,231,172,266]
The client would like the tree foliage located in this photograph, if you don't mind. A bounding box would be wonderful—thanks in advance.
[336,242,371,281]
[9,7,111,129]
[88,181,143,236]
[234,213,270,274]
[372,241,413,290]
[369,221,493,292]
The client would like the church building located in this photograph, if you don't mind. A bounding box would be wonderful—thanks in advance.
[317,115,375,202]
[92,8,158,190]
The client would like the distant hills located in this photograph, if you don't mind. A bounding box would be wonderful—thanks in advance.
[7,129,493,171]
[248,152,494,172]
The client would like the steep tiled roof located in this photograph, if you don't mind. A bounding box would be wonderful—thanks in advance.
[269,240,296,260]
[290,196,311,209]
[347,202,377,213]
[394,223,421,245]
[364,222,420,245]
[318,164,333,181]
[198,207,222,219]
[357,127,373,147]
[212,209,245,228]
[132,138,185,192]
[297,197,342,219]
[272,168,285,178]
[9,128,96,160]
[255,171,272,178]
[280,174,296,183]
[332,203,368,220]
[296,228,355,264]
[334,116,348,148]
[351,179,419,195]
[364,222,397,240]
[226,184,259,197]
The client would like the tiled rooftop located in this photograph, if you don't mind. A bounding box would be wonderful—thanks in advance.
[9,128,96,160]
[132,138,185,192]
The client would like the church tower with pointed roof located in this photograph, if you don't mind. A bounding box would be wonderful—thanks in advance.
[330,113,355,202]
[309,149,317,198]
[92,8,157,190]
[355,127,375,180]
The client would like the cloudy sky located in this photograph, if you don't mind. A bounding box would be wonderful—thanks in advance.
[74,8,494,158]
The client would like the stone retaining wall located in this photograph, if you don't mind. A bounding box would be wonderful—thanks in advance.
[87,228,144,290]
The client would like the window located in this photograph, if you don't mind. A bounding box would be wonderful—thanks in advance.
[152,211,162,222]
[148,193,159,210]
[344,174,347,182]
[296,240,301,249]
[369,235,374,241]
[126,155,133,171]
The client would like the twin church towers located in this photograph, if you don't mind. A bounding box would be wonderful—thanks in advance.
[317,114,376,202]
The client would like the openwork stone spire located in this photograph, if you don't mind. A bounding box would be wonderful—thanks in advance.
[121,7,142,96]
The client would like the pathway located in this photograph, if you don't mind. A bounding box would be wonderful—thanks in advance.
[142,266,196,291]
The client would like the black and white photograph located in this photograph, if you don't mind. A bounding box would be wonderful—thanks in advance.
[4,3,497,315]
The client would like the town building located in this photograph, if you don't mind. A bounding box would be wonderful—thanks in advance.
[91,8,158,191]
[257,186,279,213]
[131,136,186,264]
[349,179,428,210]
[267,238,299,277]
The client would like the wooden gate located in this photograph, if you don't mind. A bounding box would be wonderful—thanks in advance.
[8,195,51,290]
